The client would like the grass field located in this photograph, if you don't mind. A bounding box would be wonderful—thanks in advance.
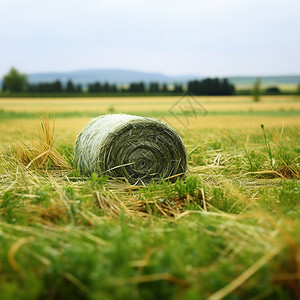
[0,95,299,299]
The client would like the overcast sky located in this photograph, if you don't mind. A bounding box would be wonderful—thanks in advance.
[0,0,299,77]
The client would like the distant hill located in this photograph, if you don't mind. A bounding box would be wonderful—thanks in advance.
[27,69,198,85]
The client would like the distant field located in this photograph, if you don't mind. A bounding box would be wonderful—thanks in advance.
[1,95,299,113]
[0,95,299,144]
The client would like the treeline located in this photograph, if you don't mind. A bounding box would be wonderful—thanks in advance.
[188,78,234,95]
[22,81,284,96]
[2,68,239,95]
[24,80,188,94]
[19,78,235,95]
[27,80,82,93]
[88,78,234,94]
[87,81,184,94]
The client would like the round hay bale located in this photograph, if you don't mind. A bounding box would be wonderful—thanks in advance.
[74,114,187,184]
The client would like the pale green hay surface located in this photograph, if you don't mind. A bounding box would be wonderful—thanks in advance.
[74,114,187,185]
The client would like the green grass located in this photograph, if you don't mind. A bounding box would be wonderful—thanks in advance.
[0,118,299,299]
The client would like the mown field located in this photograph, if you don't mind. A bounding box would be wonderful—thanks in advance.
[0,95,299,300]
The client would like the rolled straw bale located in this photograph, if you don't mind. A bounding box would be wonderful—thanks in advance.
[74,114,187,184]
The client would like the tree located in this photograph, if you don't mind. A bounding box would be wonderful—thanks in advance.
[221,78,235,95]
[27,83,38,92]
[149,82,160,93]
[187,78,235,95]
[129,82,145,93]
[297,82,300,95]
[110,84,118,93]
[66,80,75,92]
[3,67,27,92]
[265,86,280,94]
[53,80,63,93]
[252,78,261,102]
[88,82,102,93]
[173,83,183,93]
[75,84,82,93]
[162,84,168,93]
[103,82,110,93]
[188,80,201,94]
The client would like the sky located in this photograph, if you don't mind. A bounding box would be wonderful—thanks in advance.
[0,0,300,77]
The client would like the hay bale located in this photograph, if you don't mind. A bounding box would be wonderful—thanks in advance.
[74,114,187,184]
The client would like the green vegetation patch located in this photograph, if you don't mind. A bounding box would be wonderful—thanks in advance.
[0,121,299,299]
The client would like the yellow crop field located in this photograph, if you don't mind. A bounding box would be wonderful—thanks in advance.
[0,95,299,113]
[1,115,298,145]
[0,95,299,145]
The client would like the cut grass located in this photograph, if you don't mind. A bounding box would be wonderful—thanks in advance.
[6,113,71,174]
[0,105,299,299]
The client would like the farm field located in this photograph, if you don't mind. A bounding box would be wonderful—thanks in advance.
[0,95,300,144]
[0,95,299,299]
[1,95,300,113]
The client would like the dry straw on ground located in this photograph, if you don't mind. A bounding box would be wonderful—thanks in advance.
[12,113,71,174]
[74,114,187,185]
